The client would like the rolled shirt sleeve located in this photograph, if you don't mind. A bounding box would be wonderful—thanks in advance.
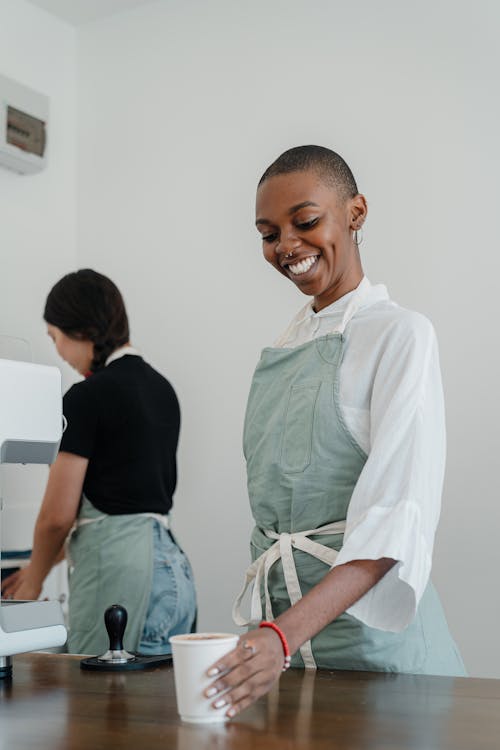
[332,312,446,632]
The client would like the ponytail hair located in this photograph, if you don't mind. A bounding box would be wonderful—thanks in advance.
[44,269,130,372]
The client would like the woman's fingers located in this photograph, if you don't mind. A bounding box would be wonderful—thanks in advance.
[206,638,255,678]
[216,663,277,718]
[1,570,22,597]
[207,651,257,695]
[1,568,41,601]
[241,639,258,659]
[207,629,281,679]
[2,569,21,586]
[204,628,285,717]
[226,682,272,718]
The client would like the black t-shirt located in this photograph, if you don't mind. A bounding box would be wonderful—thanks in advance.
[59,355,180,515]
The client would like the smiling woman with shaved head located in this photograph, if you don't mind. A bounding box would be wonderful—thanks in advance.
[204,145,466,719]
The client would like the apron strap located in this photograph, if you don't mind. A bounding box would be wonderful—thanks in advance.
[274,276,372,346]
[333,276,371,336]
[65,510,170,569]
[232,520,346,669]
[64,514,108,570]
[138,512,170,531]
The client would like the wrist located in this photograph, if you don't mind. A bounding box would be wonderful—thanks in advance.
[273,615,301,655]
[22,563,44,590]
[259,621,292,671]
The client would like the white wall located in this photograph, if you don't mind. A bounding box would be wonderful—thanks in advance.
[0,0,77,597]
[76,0,500,677]
[2,0,497,677]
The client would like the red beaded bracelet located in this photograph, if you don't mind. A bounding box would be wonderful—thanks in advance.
[259,621,292,671]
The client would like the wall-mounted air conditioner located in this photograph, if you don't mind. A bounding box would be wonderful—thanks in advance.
[0,74,48,175]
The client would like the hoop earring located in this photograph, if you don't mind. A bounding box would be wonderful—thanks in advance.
[354,228,364,246]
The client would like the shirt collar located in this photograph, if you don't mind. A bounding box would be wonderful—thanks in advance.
[292,276,388,326]
[105,345,141,367]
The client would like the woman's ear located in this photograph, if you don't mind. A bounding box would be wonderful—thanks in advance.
[349,194,368,230]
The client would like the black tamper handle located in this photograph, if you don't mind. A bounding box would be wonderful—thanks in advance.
[80,601,172,670]
[104,604,128,652]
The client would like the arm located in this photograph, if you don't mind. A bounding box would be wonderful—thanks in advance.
[275,557,396,654]
[1,451,88,600]
[204,557,395,717]
[52,546,67,565]
[331,313,445,630]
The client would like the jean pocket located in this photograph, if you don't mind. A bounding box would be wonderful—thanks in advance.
[141,528,197,650]
[140,560,179,645]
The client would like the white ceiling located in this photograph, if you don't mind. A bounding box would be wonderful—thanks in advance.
[27,0,157,26]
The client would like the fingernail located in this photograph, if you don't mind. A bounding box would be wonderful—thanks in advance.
[213,699,226,709]
[205,687,217,697]
[227,707,236,718]
[207,667,220,677]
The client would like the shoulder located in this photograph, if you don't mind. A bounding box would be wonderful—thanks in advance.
[64,376,96,402]
[124,356,177,389]
[63,368,109,408]
[107,356,179,403]
[355,298,437,350]
[344,299,440,386]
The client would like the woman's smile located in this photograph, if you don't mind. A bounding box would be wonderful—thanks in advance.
[285,254,320,278]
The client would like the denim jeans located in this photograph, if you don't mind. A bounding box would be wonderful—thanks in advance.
[138,521,197,654]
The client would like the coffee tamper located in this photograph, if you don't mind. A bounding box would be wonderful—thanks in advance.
[80,604,172,671]
[97,604,135,664]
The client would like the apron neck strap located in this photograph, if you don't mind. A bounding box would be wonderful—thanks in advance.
[334,276,371,336]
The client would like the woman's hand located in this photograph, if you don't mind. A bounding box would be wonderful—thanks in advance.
[202,557,397,719]
[1,565,42,601]
[204,627,285,718]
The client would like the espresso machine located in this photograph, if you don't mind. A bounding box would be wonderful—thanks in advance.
[0,357,67,678]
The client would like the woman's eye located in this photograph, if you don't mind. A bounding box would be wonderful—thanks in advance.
[296,217,319,230]
[262,233,278,244]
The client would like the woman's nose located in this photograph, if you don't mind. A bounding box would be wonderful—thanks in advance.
[275,232,301,256]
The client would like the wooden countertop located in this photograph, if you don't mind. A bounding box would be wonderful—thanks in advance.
[1,653,499,749]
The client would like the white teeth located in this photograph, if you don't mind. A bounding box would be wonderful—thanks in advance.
[288,256,318,275]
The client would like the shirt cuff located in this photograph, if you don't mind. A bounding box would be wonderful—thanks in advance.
[332,500,432,632]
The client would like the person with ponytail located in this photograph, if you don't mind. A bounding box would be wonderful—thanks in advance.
[2,269,197,655]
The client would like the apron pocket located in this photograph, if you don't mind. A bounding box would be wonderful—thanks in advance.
[280,382,320,473]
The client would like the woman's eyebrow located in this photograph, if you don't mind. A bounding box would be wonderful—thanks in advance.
[256,201,320,227]
[288,201,319,214]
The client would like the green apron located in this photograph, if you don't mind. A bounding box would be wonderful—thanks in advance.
[66,496,159,655]
[234,295,465,676]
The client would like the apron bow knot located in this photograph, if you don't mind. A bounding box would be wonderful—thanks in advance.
[232,520,346,668]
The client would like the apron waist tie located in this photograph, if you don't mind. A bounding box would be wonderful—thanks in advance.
[65,511,170,569]
[232,519,346,670]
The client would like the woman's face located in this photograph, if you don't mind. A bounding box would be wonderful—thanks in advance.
[47,324,94,375]
[255,170,367,311]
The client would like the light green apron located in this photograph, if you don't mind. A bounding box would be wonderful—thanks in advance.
[234,289,465,676]
[66,496,164,655]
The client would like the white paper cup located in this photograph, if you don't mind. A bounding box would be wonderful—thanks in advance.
[170,633,239,723]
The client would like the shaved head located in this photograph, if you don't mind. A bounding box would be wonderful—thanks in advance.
[258,145,358,204]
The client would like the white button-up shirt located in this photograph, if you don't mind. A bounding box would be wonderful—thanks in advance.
[273,277,445,632]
